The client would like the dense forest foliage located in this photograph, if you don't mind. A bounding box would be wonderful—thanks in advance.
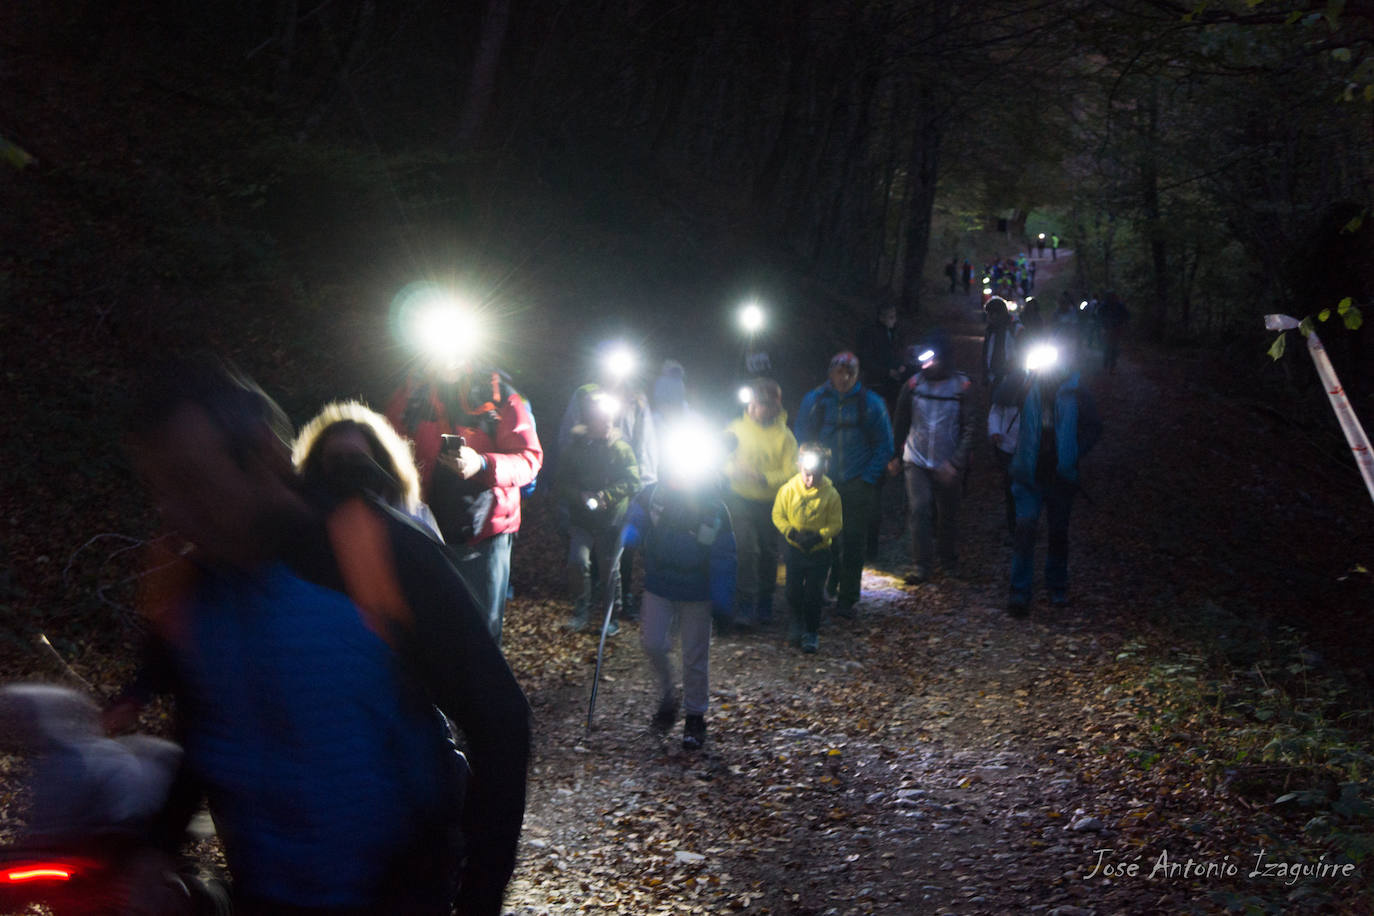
[2,0,1373,503]
[7,0,1372,326]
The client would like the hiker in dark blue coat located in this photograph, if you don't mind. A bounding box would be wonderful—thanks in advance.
[795,352,894,618]
[623,426,736,751]
[998,340,1102,616]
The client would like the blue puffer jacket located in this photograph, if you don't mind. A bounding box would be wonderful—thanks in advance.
[795,382,894,484]
[1010,372,1101,487]
[623,484,736,614]
[175,565,457,907]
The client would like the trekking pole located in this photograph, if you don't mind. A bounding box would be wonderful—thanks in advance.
[1265,314,1374,507]
[36,633,103,699]
[586,522,628,731]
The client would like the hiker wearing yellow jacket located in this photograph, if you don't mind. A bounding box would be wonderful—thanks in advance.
[724,378,798,628]
[771,445,843,653]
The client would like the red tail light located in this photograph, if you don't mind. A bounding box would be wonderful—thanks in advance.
[4,861,78,883]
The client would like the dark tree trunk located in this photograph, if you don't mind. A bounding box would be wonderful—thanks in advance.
[752,0,809,208]
[457,0,512,150]
[900,108,943,312]
[1140,81,1169,341]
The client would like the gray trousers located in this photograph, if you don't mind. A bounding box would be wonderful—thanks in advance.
[567,525,623,624]
[904,464,961,575]
[639,591,712,716]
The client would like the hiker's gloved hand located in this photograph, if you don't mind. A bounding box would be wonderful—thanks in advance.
[438,446,485,480]
[795,530,822,550]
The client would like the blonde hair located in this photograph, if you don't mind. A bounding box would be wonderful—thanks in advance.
[292,400,423,513]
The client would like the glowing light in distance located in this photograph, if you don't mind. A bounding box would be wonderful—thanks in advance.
[917,349,935,365]
[1079,301,1088,310]
[1007,301,1019,312]
[1038,233,1045,240]
[739,302,766,334]
[585,497,600,510]
[738,386,753,405]
[1025,344,1060,372]
[982,276,991,284]
[602,345,637,381]
[983,287,993,296]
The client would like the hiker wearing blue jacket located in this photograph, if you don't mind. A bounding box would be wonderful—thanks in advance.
[795,352,894,617]
[998,340,1102,617]
[623,470,736,751]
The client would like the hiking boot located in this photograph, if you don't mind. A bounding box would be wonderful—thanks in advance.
[1007,595,1030,619]
[603,620,621,637]
[834,601,856,620]
[682,714,706,750]
[651,696,679,733]
[563,614,589,633]
[801,633,819,654]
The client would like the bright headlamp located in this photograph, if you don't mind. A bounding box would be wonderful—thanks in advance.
[602,344,637,382]
[739,302,766,335]
[799,450,823,473]
[1079,301,1088,311]
[1025,343,1060,373]
[591,392,621,418]
[397,284,485,368]
[585,496,600,510]
[661,418,723,485]
[738,386,753,405]
[983,287,993,296]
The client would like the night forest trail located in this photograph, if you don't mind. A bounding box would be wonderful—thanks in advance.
[493,252,1373,914]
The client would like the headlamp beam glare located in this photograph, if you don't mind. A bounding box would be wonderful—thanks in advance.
[1025,344,1060,373]
[602,345,637,381]
[738,386,753,405]
[739,302,766,334]
[400,287,484,366]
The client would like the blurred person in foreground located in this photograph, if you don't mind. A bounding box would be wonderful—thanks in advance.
[117,357,531,916]
[623,419,736,750]
[723,378,797,629]
[294,399,442,539]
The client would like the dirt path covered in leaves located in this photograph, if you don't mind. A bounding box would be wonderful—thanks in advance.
[494,259,1373,914]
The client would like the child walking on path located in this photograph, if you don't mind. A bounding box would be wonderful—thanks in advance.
[772,444,843,653]
[623,458,736,750]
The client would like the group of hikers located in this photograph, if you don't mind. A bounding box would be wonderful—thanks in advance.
[70,272,1119,913]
